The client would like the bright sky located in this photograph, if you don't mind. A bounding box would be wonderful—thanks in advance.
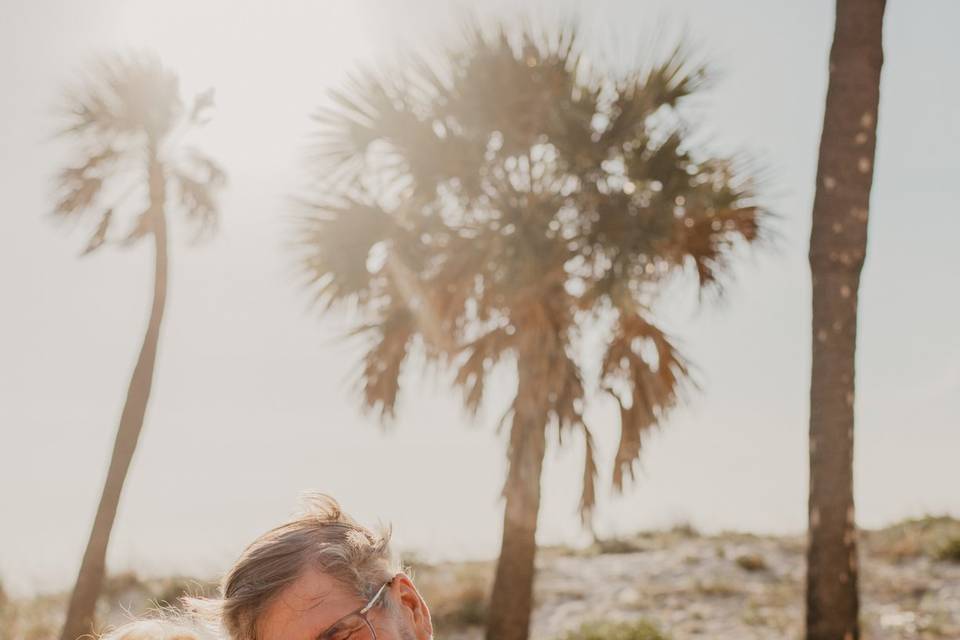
[1,0,958,597]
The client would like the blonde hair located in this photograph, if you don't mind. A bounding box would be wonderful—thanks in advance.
[99,618,220,640]
[190,493,398,640]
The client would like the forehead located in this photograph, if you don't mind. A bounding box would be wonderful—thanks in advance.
[257,569,363,640]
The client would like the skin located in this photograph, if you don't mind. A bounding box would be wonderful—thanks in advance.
[258,570,433,640]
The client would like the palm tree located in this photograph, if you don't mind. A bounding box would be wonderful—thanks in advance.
[53,55,225,640]
[298,24,766,640]
[805,2,885,639]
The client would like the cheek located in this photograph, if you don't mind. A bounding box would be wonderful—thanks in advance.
[392,610,420,640]
[376,608,416,640]
[390,619,417,640]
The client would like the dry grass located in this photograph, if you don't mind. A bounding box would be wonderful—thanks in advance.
[863,515,960,562]
[0,573,218,640]
[935,536,960,563]
[559,619,669,640]
[407,560,493,634]
[735,553,768,572]
[692,579,742,598]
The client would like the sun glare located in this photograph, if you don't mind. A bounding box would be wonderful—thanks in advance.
[114,1,371,181]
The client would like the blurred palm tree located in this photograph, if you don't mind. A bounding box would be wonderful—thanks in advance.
[805,1,885,639]
[53,54,225,640]
[298,24,766,640]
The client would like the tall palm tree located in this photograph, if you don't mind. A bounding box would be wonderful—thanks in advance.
[806,2,885,639]
[53,55,225,640]
[298,24,766,640]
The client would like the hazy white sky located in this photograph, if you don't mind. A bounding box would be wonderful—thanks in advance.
[1,0,958,596]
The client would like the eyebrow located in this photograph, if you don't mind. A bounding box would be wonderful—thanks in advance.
[312,614,355,640]
[313,620,338,640]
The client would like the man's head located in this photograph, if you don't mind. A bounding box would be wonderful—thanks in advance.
[199,494,432,640]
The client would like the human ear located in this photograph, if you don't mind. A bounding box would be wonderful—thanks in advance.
[391,573,433,639]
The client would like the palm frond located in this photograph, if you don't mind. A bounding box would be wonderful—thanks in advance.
[636,43,708,111]
[660,158,763,293]
[673,205,760,292]
[54,174,104,217]
[60,54,182,141]
[453,326,513,416]
[54,146,122,217]
[295,198,397,310]
[189,88,215,125]
[597,45,705,151]
[447,22,587,158]
[312,68,478,197]
[352,306,416,422]
[549,346,586,435]
[80,208,113,256]
[172,149,227,242]
[602,312,694,490]
[579,422,599,526]
[121,209,154,245]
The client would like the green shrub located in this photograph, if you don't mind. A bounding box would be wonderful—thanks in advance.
[935,536,960,563]
[560,618,669,640]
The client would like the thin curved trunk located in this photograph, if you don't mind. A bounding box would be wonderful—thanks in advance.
[60,157,168,640]
[806,2,884,640]
[485,355,548,640]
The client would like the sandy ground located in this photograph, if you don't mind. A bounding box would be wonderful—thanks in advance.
[430,523,960,639]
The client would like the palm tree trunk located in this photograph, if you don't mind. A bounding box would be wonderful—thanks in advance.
[806,2,884,639]
[485,356,548,640]
[60,158,168,640]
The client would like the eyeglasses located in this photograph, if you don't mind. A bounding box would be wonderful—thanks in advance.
[316,577,397,640]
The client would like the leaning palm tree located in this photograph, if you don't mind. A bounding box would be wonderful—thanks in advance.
[805,2,885,639]
[298,23,766,640]
[54,55,225,640]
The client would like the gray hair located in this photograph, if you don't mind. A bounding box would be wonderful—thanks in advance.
[190,493,398,640]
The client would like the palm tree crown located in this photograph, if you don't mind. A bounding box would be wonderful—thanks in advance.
[299,24,766,520]
[55,54,225,252]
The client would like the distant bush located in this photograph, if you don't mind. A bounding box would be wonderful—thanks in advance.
[594,537,646,555]
[102,570,146,600]
[935,536,960,563]
[863,515,960,562]
[152,576,217,607]
[430,582,487,630]
[0,594,62,640]
[413,561,491,632]
[0,574,223,640]
[735,553,768,572]
[560,619,669,640]
[669,522,699,538]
